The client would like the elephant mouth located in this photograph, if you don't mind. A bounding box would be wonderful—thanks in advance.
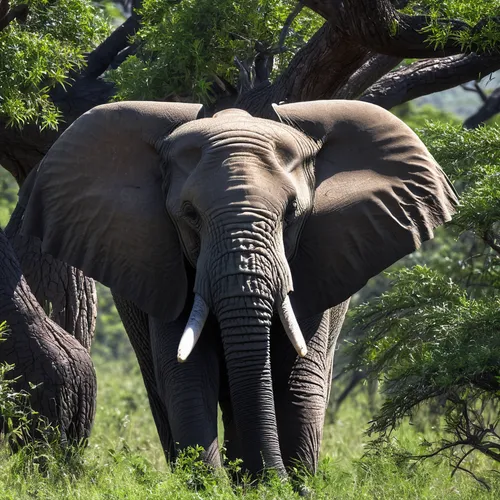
[177,293,307,362]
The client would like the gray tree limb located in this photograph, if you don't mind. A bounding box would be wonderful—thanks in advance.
[464,87,500,129]
[302,0,500,58]
[361,54,500,109]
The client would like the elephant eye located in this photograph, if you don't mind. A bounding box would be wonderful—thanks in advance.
[284,199,298,227]
[182,202,200,226]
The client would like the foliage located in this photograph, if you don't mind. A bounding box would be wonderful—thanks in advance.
[346,121,500,480]
[0,169,18,228]
[421,123,500,292]
[0,322,32,446]
[351,267,499,411]
[0,355,498,498]
[0,0,110,129]
[402,0,500,52]
[92,284,132,360]
[0,322,66,460]
[109,0,323,103]
[392,102,462,130]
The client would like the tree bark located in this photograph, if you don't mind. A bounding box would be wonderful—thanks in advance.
[0,228,96,445]
[302,0,498,57]
[237,23,370,116]
[0,0,28,32]
[5,203,97,351]
[362,54,500,109]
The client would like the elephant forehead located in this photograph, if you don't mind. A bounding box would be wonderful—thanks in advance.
[212,108,251,119]
[167,115,315,161]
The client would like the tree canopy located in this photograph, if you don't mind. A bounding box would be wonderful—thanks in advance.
[1,0,500,181]
[0,0,109,129]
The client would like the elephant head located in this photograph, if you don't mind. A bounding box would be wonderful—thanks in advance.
[21,100,457,473]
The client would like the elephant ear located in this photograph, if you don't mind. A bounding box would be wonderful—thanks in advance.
[22,101,204,320]
[274,100,458,319]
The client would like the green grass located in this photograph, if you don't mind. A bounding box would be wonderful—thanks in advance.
[0,355,499,499]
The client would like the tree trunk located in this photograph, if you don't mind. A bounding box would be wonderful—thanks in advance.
[5,202,97,351]
[0,228,96,445]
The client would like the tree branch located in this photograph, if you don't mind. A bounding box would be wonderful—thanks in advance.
[334,53,402,99]
[361,53,500,109]
[278,2,304,51]
[482,230,500,256]
[464,87,500,129]
[237,23,369,116]
[0,1,144,182]
[239,0,500,116]
[462,81,488,102]
[0,76,115,183]
[0,1,28,32]
[84,14,140,80]
[302,0,500,58]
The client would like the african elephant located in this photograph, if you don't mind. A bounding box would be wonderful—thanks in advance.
[20,100,457,476]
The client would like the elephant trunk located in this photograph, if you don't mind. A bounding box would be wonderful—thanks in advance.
[215,274,285,475]
[178,212,307,474]
[177,293,306,363]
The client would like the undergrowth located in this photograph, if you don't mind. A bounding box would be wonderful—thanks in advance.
[0,352,498,499]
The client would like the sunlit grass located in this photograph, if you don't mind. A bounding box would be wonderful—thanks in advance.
[0,355,499,499]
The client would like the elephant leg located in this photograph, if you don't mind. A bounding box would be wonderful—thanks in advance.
[112,292,175,461]
[271,301,349,473]
[149,312,221,467]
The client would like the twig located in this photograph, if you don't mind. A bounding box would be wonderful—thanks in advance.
[483,231,500,256]
[454,465,491,490]
[451,447,475,477]
[278,2,303,52]
[234,56,253,92]
[461,82,488,102]
[84,15,140,79]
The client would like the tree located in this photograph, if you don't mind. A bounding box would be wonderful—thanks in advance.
[345,121,500,484]
[2,0,500,178]
[0,0,102,443]
[1,0,500,459]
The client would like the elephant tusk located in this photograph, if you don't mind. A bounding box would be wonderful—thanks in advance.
[278,295,308,357]
[177,294,210,363]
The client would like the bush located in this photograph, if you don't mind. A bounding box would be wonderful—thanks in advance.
[345,124,500,484]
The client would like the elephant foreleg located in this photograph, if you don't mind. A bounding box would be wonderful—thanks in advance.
[112,293,175,461]
[149,313,221,467]
[271,301,349,473]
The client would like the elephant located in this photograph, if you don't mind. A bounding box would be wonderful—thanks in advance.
[20,99,458,476]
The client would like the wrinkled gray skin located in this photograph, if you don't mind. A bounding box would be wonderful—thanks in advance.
[22,101,457,477]
[151,112,347,474]
[113,287,348,474]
